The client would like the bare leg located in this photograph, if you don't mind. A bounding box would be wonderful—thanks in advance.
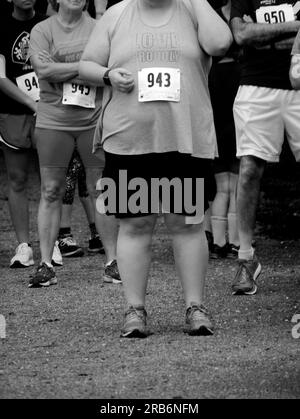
[164,213,208,307]
[117,215,157,307]
[211,172,230,247]
[3,147,31,244]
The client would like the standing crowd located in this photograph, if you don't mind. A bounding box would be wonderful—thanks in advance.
[0,0,299,338]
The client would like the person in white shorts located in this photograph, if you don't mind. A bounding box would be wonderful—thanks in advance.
[230,0,300,295]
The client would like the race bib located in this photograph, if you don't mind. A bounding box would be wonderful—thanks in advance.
[256,4,295,24]
[16,71,40,102]
[62,82,96,108]
[138,68,180,102]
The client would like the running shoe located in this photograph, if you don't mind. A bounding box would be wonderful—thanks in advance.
[10,243,34,268]
[28,263,57,288]
[210,243,228,259]
[58,235,84,257]
[52,241,63,267]
[88,235,105,254]
[103,260,122,284]
[120,306,149,338]
[232,255,262,295]
[227,244,239,259]
[185,302,214,336]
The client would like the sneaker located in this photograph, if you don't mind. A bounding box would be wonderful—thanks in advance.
[88,235,105,254]
[52,241,63,267]
[10,243,34,268]
[28,263,57,288]
[185,302,214,336]
[120,306,149,338]
[58,235,84,257]
[210,243,228,259]
[232,255,262,295]
[103,260,122,284]
[227,244,239,259]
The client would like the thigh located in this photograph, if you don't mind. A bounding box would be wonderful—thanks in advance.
[76,128,104,169]
[2,145,30,180]
[234,86,284,163]
[34,128,75,168]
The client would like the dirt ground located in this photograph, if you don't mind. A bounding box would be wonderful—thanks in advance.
[0,151,299,399]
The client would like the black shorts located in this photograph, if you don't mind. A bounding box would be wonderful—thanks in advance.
[100,151,212,219]
[209,61,240,174]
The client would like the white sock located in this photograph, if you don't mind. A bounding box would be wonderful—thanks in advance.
[211,216,227,247]
[238,247,254,261]
[228,212,239,246]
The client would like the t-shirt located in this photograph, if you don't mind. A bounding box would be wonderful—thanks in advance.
[231,0,300,89]
[0,13,46,115]
[28,14,102,130]
[95,0,217,159]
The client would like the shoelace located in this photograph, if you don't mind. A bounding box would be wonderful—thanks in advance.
[125,307,146,321]
[235,261,252,284]
[16,243,30,255]
[61,236,77,246]
[187,304,209,319]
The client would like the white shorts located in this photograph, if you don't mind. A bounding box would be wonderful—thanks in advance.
[233,85,300,162]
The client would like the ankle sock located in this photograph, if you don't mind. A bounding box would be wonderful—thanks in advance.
[238,247,254,261]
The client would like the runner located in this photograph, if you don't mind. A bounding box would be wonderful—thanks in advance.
[0,0,62,268]
[80,0,232,337]
[27,0,116,287]
[230,0,300,295]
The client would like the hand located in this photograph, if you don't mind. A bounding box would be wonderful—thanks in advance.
[109,68,135,93]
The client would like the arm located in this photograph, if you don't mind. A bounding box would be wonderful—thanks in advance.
[0,54,37,113]
[231,17,300,47]
[186,0,233,56]
[289,54,300,89]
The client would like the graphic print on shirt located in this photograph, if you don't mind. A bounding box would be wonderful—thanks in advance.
[136,32,181,102]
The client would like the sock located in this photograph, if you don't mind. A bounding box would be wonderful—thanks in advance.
[89,223,98,239]
[238,247,254,261]
[228,213,239,246]
[211,216,227,247]
[58,227,71,238]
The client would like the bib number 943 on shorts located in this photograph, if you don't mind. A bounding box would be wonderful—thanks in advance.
[138,67,180,102]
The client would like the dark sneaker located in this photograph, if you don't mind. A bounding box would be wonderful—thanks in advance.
[232,256,262,295]
[88,235,105,254]
[205,231,214,253]
[120,306,149,338]
[227,244,239,259]
[28,263,57,288]
[58,236,84,257]
[103,260,122,284]
[210,243,228,259]
[185,302,214,336]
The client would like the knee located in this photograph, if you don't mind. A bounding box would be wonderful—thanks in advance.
[42,181,64,204]
[8,170,28,193]
[239,158,264,186]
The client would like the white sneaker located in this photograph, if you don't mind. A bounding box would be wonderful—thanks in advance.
[52,241,63,267]
[10,243,34,268]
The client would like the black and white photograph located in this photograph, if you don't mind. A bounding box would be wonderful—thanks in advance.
[0,0,299,403]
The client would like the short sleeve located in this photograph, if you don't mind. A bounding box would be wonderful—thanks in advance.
[0,54,6,78]
[292,29,300,55]
[28,20,51,60]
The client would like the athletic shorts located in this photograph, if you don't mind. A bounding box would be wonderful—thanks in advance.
[209,61,240,173]
[0,114,36,150]
[98,151,211,221]
[234,85,300,163]
[34,128,105,169]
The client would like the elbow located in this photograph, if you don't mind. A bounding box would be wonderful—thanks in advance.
[290,75,300,90]
[207,33,233,57]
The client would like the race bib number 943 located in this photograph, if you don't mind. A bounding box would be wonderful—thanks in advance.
[138,68,180,102]
[256,4,295,24]
[16,71,40,102]
[62,82,96,108]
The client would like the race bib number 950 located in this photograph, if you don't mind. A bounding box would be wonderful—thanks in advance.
[138,67,180,102]
[256,4,295,24]
[16,71,40,102]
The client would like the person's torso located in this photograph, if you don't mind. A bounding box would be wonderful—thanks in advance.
[101,0,216,158]
[237,0,300,89]
[0,13,46,115]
